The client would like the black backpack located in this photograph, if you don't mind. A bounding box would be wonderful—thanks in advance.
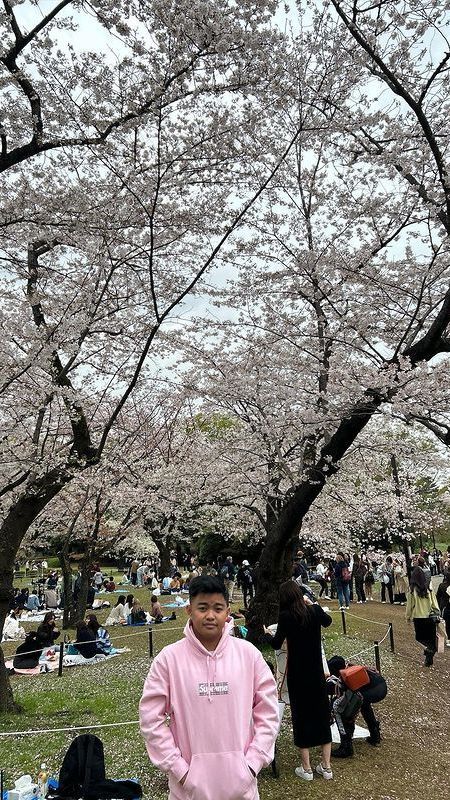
[52,734,142,800]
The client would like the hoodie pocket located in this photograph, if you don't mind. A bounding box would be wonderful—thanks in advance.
[183,751,256,800]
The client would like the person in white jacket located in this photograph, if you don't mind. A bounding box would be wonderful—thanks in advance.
[139,575,279,800]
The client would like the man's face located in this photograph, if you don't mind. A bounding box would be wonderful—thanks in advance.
[187,592,230,649]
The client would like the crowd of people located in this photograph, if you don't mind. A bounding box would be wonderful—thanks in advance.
[309,548,450,610]
[3,540,449,794]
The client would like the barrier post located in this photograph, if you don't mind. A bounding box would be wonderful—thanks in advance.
[58,642,64,677]
[148,628,154,659]
[389,622,395,653]
[341,610,347,635]
[374,640,381,672]
[1,768,4,800]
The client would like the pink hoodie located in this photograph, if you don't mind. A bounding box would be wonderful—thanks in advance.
[139,619,279,800]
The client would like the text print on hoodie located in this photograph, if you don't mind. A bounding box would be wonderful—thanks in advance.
[139,618,279,800]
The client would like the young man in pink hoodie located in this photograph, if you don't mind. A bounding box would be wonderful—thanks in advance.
[139,575,279,800]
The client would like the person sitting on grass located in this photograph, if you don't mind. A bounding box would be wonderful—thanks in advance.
[150,596,177,624]
[26,590,41,612]
[104,576,116,592]
[124,594,135,621]
[74,619,105,659]
[2,609,26,641]
[86,613,112,654]
[105,595,127,625]
[130,600,148,625]
[36,611,60,648]
[150,595,164,623]
[170,573,182,593]
[13,631,43,670]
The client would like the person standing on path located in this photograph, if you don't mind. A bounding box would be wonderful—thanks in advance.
[236,560,254,608]
[406,565,440,666]
[334,552,351,610]
[220,556,237,603]
[265,580,333,782]
[380,556,394,604]
[139,575,279,800]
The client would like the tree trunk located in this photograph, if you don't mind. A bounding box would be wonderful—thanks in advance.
[146,523,173,578]
[245,523,287,643]
[0,467,73,711]
[58,542,73,630]
[156,536,172,578]
[246,389,385,641]
[73,558,92,624]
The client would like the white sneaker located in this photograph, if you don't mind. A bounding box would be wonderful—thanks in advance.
[295,766,313,781]
[339,606,346,611]
[316,763,333,780]
[345,606,350,609]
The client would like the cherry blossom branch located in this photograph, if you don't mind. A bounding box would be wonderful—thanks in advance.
[330,0,450,232]
[96,126,303,457]
[26,240,96,461]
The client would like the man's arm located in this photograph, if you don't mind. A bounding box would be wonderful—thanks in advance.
[139,652,189,782]
[245,652,279,775]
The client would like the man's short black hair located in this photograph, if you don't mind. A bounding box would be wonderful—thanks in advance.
[189,575,229,604]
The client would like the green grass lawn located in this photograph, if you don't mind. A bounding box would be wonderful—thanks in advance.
[1,575,448,799]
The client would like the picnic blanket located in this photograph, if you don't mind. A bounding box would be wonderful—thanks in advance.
[162,599,189,608]
[62,651,120,668]
[21,610,63,623]
[5,656,59,675]
[5,648,129,674]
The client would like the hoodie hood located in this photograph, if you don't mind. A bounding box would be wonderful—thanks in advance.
[183,618,235,701]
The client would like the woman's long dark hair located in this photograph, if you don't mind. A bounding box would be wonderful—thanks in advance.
[115,595,126,607]
[410,566,429,599]
[86,613,100,633]
[279,580,311,623]
[125,594,134,607]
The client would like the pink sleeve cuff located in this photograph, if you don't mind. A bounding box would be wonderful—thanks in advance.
[170,756,190,782]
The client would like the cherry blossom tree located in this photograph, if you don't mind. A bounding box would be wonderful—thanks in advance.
[0,0,293,710]
[164,1,450,637]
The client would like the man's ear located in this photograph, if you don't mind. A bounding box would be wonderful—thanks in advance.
[186,604,192,617]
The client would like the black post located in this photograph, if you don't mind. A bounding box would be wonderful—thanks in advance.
[1,768,4,800]
[341,609,347,635]
[148,628,154,659]
[389,622,395,653]
[58,641,64,677]
[374,640,381,672]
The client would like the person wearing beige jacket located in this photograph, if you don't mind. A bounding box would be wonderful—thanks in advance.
[406,566,440,666]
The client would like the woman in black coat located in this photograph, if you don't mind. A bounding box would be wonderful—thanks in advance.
[13,631,43,669]
[74,620,105,659]
[36,611,60,648]
[265,580,333,781]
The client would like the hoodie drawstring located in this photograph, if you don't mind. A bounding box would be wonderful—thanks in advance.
[206,654,219,703]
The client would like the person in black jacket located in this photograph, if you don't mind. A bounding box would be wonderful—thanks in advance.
[74,620,105,659]
[436,575,450,641]
[13,631,43,670]
[327,655,387,758]
[265,580,333,781]
[36,612,60,648]
[236,561,254,608]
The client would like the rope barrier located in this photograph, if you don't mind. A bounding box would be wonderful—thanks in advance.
[0,720,140,738]
[342,611,392,627]
[1,621,188,659]
[339,624,391,662]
